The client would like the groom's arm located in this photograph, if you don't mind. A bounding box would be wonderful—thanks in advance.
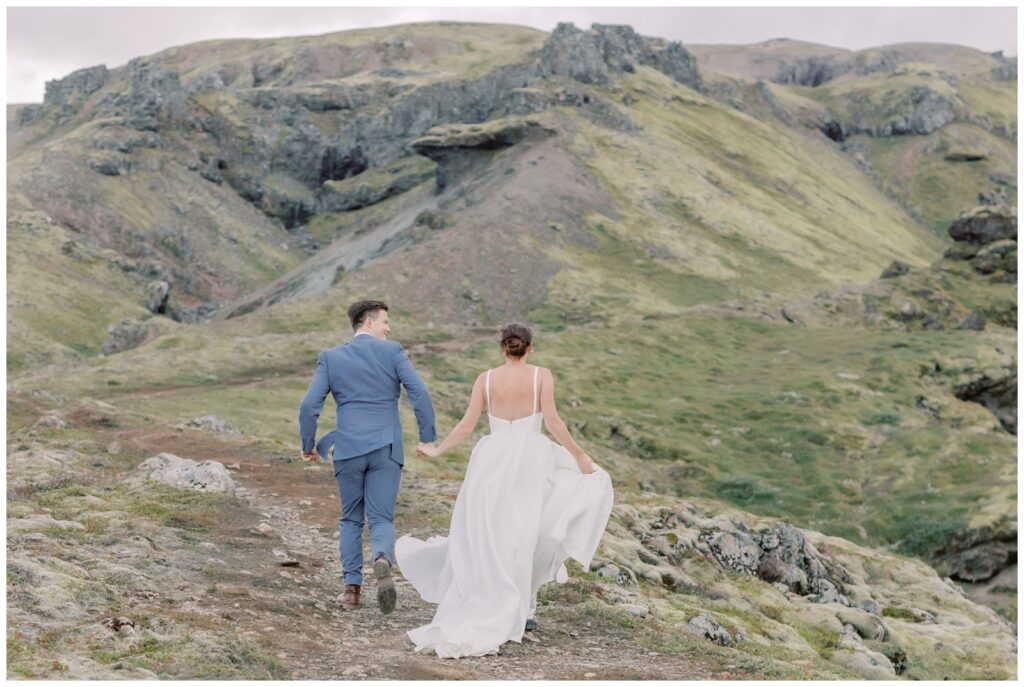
[393,343,437,444]
[298,351,330,453]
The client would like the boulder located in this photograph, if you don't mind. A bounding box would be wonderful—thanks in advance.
[145,280,170,314]
[707,531,762,575]
[879,260,910,279]
[31,414,68,432]
[102,317,156,355]
[833,623,897,679]
[958,310,987,331]
[89,156,132,176]
[126,453,236,494]
[948,206,1017,245]
[970,239,1017,276]
[683,614,734,646]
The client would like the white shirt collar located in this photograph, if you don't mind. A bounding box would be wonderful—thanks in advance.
[353,331,373,339]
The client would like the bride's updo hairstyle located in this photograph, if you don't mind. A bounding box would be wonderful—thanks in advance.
[500,323,532,359]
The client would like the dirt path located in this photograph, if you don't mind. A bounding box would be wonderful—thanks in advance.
[214,459,737,680]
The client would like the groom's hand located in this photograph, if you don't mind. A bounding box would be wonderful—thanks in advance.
[301,449,319,462]
[416,442,438,458]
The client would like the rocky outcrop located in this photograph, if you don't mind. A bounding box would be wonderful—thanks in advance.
[775,56,853,87]
[707,522,854,604]
[96,58,188,132]
[953,370,1017,435]
[539,22,701,90]
[586,497,1015,680]
[43,65,109,124]
[822,85,960,140]
[411,116,556,190]
[944,206,1017,282]
[316,156,434,211]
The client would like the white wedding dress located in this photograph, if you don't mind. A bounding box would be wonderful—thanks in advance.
[395,366,614,658]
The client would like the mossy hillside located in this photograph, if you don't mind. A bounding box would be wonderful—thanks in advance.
[6,129,305,367]
[539,492,1016,680]
[159,22,547,88]
[6,442,290,679]
[573,66,942,301]
[14,107,300,292]
[861,123,1017,234]
[5,210,174,372]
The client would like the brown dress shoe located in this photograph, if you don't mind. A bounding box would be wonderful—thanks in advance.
[337,583,361,610]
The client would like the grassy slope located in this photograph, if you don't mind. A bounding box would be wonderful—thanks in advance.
[566,66,943,306]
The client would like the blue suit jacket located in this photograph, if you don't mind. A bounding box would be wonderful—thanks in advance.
[299,334,437,464]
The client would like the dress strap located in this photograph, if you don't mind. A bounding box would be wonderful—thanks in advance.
[532,366,539,415]
[485,369,491,412]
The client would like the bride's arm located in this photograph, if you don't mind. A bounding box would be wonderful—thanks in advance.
[539,368,595,474]
[420,373,486,457]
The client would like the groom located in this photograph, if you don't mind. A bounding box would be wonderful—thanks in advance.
[299,299,437,614]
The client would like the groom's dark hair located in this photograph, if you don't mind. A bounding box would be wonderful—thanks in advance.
[348,299,389,330]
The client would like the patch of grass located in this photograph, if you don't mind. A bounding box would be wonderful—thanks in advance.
[710,476,780,507]
[863,410,901,426]
[882,606,925,622]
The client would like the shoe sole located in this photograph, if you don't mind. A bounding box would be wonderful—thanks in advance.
[374,559,396,615]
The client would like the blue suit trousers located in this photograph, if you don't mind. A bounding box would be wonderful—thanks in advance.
[333,444,402,585]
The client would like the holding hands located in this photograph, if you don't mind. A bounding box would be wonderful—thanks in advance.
[416,442,440,459]
[301,449,319,462]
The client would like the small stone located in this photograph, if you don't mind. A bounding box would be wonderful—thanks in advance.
[857,599,882,615]
[620,603,650,618]
[584,672,596,678]
[257,522,277,536]
[31,414,68,431]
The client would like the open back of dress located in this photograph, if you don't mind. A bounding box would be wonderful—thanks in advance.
[485,366,543,434]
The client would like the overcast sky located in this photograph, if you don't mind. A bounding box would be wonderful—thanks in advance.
[6,6,1018,103]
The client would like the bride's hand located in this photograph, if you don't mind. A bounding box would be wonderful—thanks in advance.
[576,453,596,475]
[417,442,439,459]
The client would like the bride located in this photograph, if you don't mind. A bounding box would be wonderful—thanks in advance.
[395,323,614,659]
